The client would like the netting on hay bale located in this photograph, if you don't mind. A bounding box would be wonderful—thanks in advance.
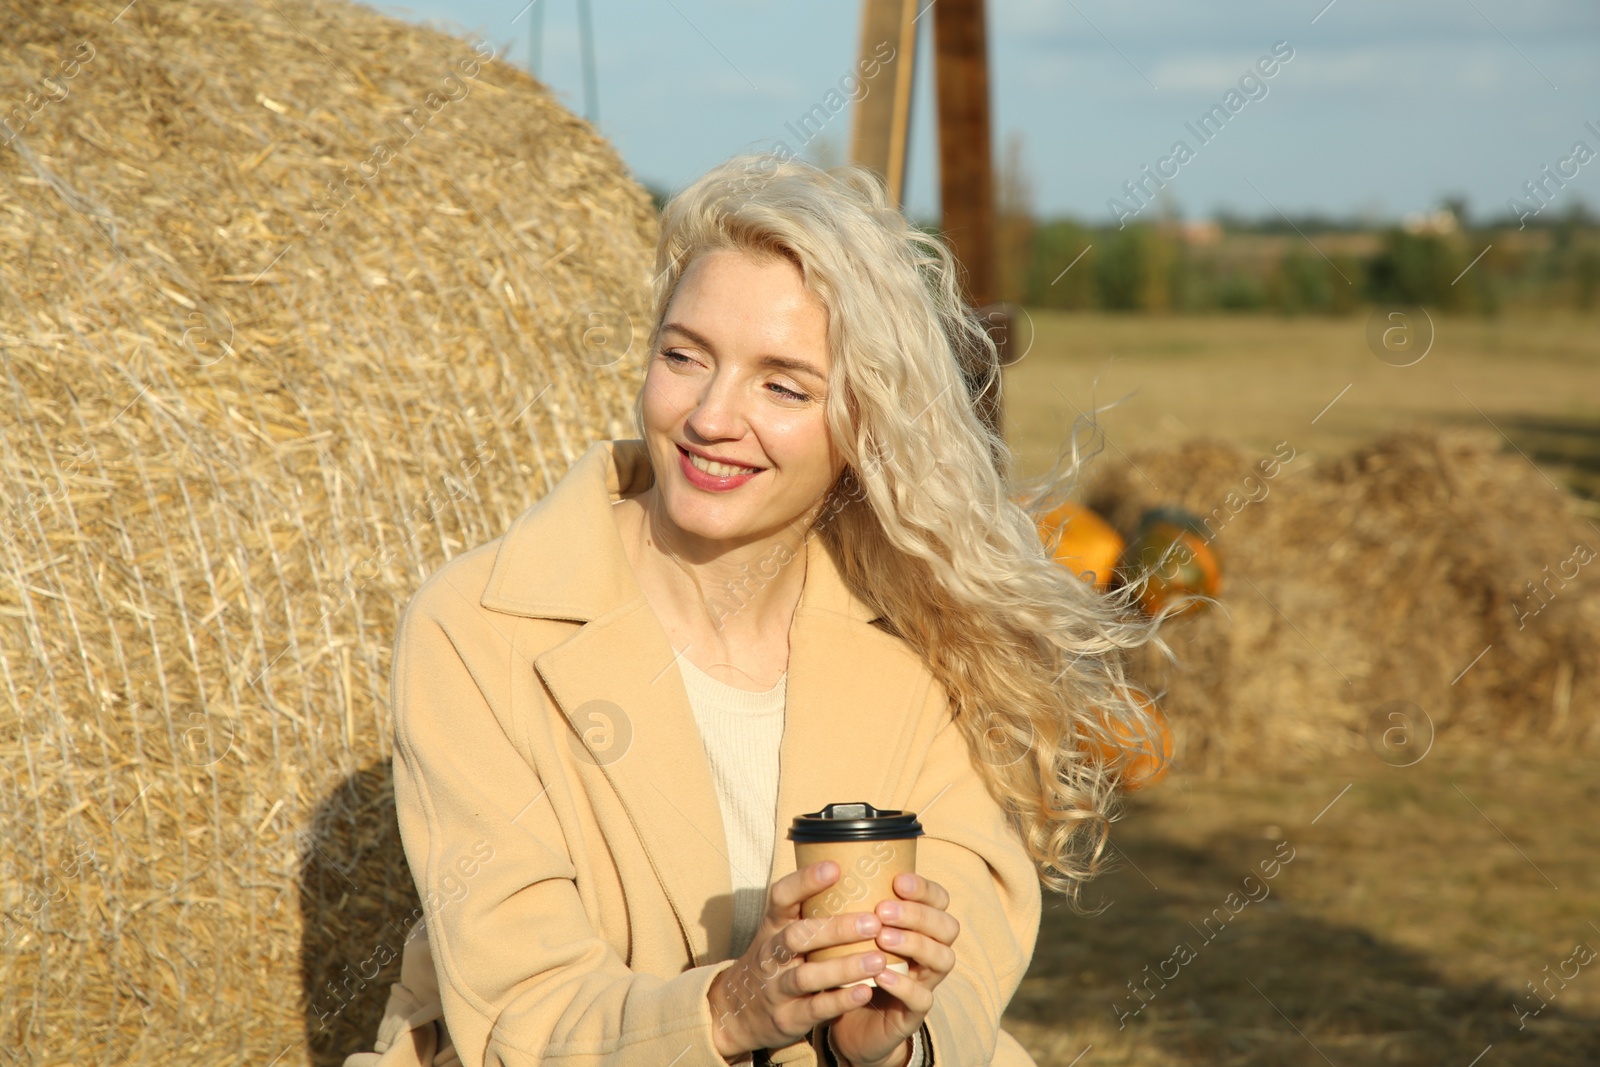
[1083,428,1600,775]
[0,0,658,1062]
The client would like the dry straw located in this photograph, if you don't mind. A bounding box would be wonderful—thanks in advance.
[1084,428,1600,775]
[0,0,657,1062]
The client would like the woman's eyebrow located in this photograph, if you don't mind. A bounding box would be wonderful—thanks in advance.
[660,322,826,382]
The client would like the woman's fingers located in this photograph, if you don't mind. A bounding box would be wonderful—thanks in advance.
[802,976,878,1024]
[781,948,889,998]
[869,874,958,989]
[892,871,950,912]
[875,894,960,951]
[780,910,885,965]
[870,966,935,1013]
[874,926,956,976]
[768,860,840,914]
[744,940,887,1039]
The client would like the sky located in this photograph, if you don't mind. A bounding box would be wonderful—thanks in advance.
[364,0,1600,226]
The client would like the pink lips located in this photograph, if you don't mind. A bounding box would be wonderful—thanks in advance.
[676,444,763,492]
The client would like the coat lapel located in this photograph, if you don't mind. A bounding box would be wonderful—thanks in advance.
[531,596,736,962]
[478,439,931,967]
[769,556,936,889]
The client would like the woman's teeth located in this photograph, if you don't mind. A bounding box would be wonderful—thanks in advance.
[687,451,760,477]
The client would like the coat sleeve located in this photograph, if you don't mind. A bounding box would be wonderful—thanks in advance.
[388,576,748,1067]
[900,680,1043,1066]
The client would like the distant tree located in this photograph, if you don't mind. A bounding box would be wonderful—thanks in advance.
[1441,194,1470,229]
[1214,271,1266,311]
[1366,230,1475,311]
[1576,249,1600,310]
[1267,249,1334,314]
[1327,255,1363,314]
[1024,219,1096,310]
[1096,225,1172,312]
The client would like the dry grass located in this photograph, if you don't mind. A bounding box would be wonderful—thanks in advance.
[1078,428,1600,774]
[0,1,655,1063]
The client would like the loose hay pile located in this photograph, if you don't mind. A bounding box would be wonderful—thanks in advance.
[1085,429,1600,775]
[0,0,657,1062]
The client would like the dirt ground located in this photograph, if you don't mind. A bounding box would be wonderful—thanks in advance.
[998,312,1600,1064]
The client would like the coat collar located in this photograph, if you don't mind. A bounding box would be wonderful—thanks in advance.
[476,440,931,967]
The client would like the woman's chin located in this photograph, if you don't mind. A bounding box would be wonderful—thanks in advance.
[657,499,742,542]
[664,498,802,548]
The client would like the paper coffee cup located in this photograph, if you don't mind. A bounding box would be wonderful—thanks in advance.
[789,801,923,989]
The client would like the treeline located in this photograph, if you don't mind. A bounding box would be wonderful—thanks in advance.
[644,173,1598,314]
[1008,207,1600,315]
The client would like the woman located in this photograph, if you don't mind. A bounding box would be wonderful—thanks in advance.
[344,152,1164,1067]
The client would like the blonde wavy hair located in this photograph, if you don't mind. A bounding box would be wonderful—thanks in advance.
[633,152,1174,907]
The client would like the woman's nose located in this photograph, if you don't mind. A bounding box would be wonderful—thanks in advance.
[684,374,747,437]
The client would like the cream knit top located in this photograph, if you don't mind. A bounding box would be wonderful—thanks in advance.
[674,649,786,959]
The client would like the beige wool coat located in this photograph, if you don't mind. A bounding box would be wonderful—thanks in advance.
[350,438,1043,1066]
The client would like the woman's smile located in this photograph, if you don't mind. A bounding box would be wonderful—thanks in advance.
[676,442,765,491]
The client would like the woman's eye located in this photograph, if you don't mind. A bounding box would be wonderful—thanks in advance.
[661,349,809,401]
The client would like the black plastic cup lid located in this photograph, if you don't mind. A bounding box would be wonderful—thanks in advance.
[787,802,924,843]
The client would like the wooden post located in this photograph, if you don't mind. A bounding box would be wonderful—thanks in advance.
[848,0,922,209]
[933,0,1009,441]
[933,0,994,309]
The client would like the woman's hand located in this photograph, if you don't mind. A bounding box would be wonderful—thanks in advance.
[825,872,959,1067]
[707,861,895,1060]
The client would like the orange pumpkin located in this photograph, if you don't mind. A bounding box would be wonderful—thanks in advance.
[1084,689,1173,791]
[1117,507,1221,617]
[1034,501,1125,591]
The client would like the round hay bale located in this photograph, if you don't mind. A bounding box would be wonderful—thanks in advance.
[0,0,657,1062]
[1085,428,1600,774]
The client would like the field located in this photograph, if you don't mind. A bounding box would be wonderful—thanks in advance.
[999,312,1600,1063]
[1001,310,1600,504]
